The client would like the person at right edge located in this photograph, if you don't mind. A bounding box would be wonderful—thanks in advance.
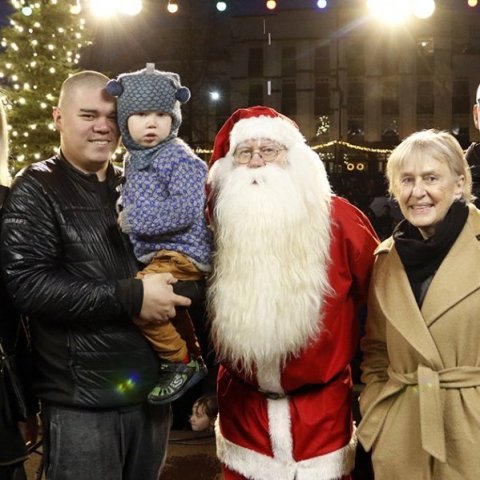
[358,129,480,479]
[466,82,480,206]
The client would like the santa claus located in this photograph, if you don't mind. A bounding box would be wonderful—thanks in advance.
[207,106,378,480]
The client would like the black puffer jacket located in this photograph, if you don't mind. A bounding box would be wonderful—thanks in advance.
[0,185,33,465]
[0,156,159,409]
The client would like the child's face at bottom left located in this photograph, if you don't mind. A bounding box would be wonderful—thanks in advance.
[127,111,172,147]
[189,403,212,432]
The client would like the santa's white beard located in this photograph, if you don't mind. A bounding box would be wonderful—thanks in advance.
[209,150,332,377]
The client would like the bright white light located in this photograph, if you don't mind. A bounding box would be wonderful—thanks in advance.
[89,0,118,18]
[317,0,327,8]
[167,1,178,13]
[119,0,142,16]
[367,0,411,24]
[468,0,478,6]
[266,0,277,9]
[21,6,32,16]
[216,1,227,11]
[70,0,81,14]
[210,91,220,102]
[412,0,435,18]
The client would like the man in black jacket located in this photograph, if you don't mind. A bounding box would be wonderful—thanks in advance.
[0,71,191,480]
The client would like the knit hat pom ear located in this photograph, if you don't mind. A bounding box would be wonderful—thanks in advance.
[105,79,123,97]
[176,87,191,104]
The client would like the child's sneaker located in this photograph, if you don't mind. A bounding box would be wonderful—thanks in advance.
[148,357,208,405]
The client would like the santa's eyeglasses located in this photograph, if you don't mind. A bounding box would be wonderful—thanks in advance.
[233,146,286,164]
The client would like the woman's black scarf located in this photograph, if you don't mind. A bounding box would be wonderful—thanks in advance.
[394,200,469,287]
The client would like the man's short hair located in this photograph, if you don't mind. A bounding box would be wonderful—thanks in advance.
[58,71,110,108]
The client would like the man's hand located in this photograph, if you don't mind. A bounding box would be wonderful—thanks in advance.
[139,272,191,323]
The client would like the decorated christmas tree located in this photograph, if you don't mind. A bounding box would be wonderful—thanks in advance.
[0,0,93,172]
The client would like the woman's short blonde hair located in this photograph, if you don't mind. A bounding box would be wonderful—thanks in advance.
[386,129,473,204]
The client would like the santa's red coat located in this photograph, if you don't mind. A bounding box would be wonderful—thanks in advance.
[215,196,378,480]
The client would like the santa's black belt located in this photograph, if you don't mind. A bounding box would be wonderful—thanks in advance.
[236,371,343,400]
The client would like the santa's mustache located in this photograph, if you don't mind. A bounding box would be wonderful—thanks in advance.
[232,163,284,185]
[213,162,305,228]
[217,162,293,196]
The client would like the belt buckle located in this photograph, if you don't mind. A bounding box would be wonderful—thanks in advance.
[258,388,286,400]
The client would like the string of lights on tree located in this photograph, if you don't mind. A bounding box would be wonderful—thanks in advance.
[0,0,92,171]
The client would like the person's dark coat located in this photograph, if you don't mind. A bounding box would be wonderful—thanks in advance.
[0,156,160,409]
[0,185,34,466]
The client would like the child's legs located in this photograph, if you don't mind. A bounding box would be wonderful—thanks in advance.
[134,315,188,363]
[135,251,204,362]
[137,250,205,280]
[172,309,202,359]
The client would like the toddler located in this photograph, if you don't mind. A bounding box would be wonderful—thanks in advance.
[106,64,211,405]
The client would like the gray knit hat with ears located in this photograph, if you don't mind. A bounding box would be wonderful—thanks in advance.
[106,63,191,151]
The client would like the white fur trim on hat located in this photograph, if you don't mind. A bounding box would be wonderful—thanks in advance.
[227,115,305,156]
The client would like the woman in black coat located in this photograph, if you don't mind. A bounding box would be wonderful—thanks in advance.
[0,100,38,480]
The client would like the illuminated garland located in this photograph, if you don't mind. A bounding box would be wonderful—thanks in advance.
[311,140,393,154]
[195,140,393,157]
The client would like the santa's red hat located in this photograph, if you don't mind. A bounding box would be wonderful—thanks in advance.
[209,106,305,168]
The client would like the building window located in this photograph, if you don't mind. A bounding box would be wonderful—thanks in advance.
[248,83,263,107]
[347,39,364,77]
[214,81,230,119]
[314,80,330,116]
[416,38,434,75]
[381,80,399,115]
[347,119,364,140]
[348,80,364,115]
[314,44,330,77]
[381,129,399,146]
[281,46,296,77]
[281,82,297,116]
[452,79,471,115]
[248,48,263,77]
[417,80,434,115]
[382,48,398,76]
